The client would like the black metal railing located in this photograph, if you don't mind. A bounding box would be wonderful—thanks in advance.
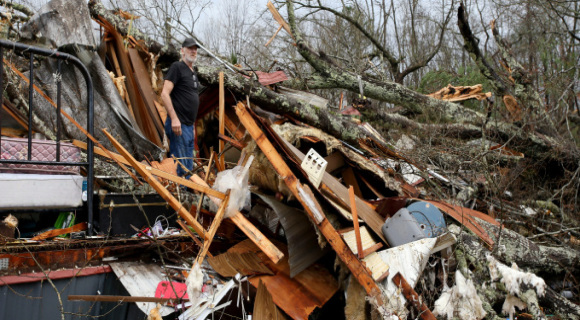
[0,39,95,235]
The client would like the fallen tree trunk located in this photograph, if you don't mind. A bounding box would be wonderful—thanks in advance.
[196,65,578,167]
[281,0,578,168]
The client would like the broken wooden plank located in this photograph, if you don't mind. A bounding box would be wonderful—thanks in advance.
[361,242,383,258]
[230,239,338,320]
[254,280,285,320]
[100,17,162,146]
[349,186,364,259]
[102,129,207,240]
[266,1,294,39]
[31,222,88,241]
[223,108,246,141]
[153,100,167,124]
[196,190,231,265]
[235,102,384,305]
[190,174,284,264]
[392,272,436,320]
[425,200,497,247]
[194,151,215,219]
[427,84,491,102]
[264,25,283,47]
[218,133,246,150]
[2,100,29,130]
[343,168,363,198]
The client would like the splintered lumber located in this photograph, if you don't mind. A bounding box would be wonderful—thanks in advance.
[196,190,231,265]
[349,186,364,259]
[218,133,246,150]
[102,129,207,240]
[31,222,88,241]
[267,1,294,39]
[72,139,225,200]
[265,25,283,47]
[235,102,384,305]
[427,84,491,102]
[392,272,436,320]
[190,174,284,264]
[194,151,216,219]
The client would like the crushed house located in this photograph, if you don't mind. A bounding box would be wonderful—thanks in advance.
[0,1,579,320]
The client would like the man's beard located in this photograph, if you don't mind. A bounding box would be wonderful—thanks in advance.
[184,55,197,65]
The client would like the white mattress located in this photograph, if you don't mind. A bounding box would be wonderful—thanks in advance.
[0,173,83,209]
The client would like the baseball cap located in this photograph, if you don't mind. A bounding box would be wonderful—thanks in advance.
[182,38,199,48]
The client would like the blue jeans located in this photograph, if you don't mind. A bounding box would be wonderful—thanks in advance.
[165,118,195,177]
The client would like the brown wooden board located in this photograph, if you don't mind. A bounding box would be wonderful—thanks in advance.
[128,48,164,136]
[425,200,498,248]
[254,280,286,320]
[31,222,88,241]
[392,272,436,320]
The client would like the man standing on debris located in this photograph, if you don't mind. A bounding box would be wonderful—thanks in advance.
[161,38,200,177]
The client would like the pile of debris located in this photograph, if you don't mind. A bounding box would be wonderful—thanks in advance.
[0,0,579,319]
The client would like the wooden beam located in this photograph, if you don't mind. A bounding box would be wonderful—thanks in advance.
[223,109,246,141]
[361,242,383,258]
[235,102,383,305]
[265,25,283,47]
[392,272,436,320]
[196,190,230,265]
[349,186,364,260]
[190,174,284,264]
[219,71,225,170]
[102,129,208,240]
[68,295,188,303]
[31,222,88,241]
[194,151,216,219]
[342,167,362,198]
[218,133,246,150]
[72,139,225,200]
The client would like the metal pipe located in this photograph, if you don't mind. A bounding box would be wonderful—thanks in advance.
[28,52,34,160]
